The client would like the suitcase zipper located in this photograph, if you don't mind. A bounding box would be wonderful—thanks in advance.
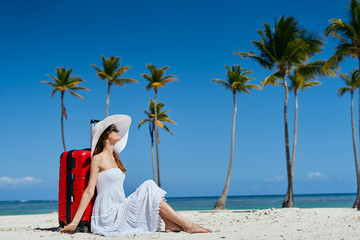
[66,150,75,225]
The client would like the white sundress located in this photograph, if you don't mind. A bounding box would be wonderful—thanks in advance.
[90,168,167,236]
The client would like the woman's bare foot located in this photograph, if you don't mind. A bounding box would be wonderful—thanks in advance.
[183,222,212,234]
[164,218,183,232]
[60,222,77,233]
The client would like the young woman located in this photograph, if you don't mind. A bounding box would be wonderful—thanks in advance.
[60,115,212,236]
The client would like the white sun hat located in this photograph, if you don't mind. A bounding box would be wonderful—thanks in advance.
[91,114,132,157]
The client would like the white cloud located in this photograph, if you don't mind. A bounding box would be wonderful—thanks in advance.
[0,176,43,189]
[307,172,327,180]
[299,172,328,181]
[264,175,285,182]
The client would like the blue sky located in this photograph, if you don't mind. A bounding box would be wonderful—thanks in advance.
[0,0,358,201]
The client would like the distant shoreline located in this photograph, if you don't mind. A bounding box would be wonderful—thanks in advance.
[1,191,357,202]
[0,193,357,216]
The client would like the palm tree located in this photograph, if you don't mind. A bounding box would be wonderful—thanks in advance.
[138,100,177,182]
[91,56,138,117]
[41,67,89,151]
[324,0,360,209]
[338,69,360,208]
[236,16,323,207]
[288,60,334,195]
[141,64,178,187]
[211,64,261,210]
[324,0,360,72]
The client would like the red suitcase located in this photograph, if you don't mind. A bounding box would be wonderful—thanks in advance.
[58,149,95,232]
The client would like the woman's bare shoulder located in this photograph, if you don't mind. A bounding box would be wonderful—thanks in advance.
[91,154,104,167]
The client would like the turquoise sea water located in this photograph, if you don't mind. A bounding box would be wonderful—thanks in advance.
[0,193,356,216]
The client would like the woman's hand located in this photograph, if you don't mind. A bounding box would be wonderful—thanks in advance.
[60,222,78,233]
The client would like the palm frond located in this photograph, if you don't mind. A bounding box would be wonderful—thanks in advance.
[296,60,336,78]
[284,38,309,67]
[112,66,131,77]
[328,32,351,44]
[252,40,277,64]
[288,59,326,93]
[112,78,139,86]
[338,69,360,96]
[96,72,110,81]
[324,42,355,72]
[301,80,321,89]
[326,19,357,40]
[339,73,351,82]
[138,119,151,129]
[235,51,273,70]
[90,64,103,73]
[162,78,179,84]
[262,72,282,86]
[244,84,263,91]
[50,88,58,97]
[163,125,174,135]
[141,74,153,82]
[46,74,60,83]
[338,87,350,97]
[41,81,58,87]
[159,118,177,125]
[69,86,89,91]
[69,91,85,100]
[211,79,232,90]
[156,120,165,128]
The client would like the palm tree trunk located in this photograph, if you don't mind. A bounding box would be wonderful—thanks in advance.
[151,141,156,183]
[290,91,298,197]
[351,92,360,208]
[282,76,293,208]
[61,92,66,152]
[154,89,161,187]
[106,82,111,117]
[214,92,237,210]
[150,126,156,183]
[357,58,360,210]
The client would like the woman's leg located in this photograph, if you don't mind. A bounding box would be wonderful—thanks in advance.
[159,200,212,234]
[161,214,183,232]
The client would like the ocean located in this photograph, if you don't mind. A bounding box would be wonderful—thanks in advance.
[0,193,356,216]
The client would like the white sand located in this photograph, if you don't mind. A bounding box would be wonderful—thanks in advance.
[1,208,360,239]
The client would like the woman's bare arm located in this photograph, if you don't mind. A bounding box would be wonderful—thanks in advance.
[60,156,100,233]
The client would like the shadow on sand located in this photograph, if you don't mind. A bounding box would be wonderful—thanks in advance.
[198,210,254,213]
[34,227,59,232]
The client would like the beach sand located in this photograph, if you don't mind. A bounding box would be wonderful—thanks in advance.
[0,208,359,239]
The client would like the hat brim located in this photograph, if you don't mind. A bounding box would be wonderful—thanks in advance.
[91,115,131,157]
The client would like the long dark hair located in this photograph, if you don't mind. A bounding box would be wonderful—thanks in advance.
[93,124,127,172]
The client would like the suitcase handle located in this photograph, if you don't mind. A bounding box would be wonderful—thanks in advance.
[90,119,100,124]
[90,119,100,147]
[70,174,75,202]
